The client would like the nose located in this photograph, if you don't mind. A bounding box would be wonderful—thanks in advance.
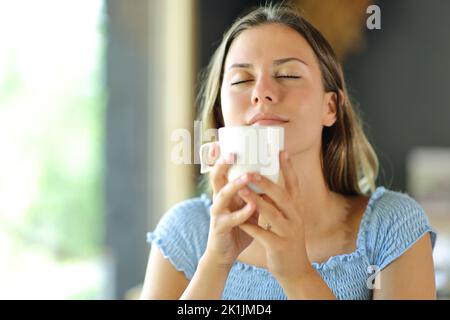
[251,76,279,105]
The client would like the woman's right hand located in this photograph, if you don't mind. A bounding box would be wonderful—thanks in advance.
[202,142,259,269]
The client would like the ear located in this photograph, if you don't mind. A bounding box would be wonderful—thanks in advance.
[322,90,343,127]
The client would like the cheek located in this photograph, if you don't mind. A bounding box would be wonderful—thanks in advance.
[284,89,325,151]
[293,81,321,103]
[289,83,324,115]
[288,88,323,122]
[220,88,249,126]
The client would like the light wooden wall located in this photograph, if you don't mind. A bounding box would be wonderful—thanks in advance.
[159,0,197,218]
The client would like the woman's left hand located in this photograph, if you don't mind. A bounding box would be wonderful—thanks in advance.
[237,150,314,286]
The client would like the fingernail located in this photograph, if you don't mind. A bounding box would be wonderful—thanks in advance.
[283,151,289,160]
[239,174,249,182]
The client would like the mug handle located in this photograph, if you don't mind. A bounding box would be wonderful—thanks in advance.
[199,142,220,174]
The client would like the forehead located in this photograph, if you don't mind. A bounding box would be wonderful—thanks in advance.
[224,23,317,68]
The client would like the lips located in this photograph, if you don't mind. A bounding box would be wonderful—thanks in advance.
[248,112,289,126]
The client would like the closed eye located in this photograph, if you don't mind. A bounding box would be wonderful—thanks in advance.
[276,75,300,79]
[231,79,253,86]
[231,75,300,85]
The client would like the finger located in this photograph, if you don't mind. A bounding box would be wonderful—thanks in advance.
[249,173,297,220]
[238,222,277,248]
[210,152,235,197]
[261,194,278,209]
[231,193,246,212]
[238,187,287,236]
[206,142,220,166]
[210,173,251,215]
[247,209,260,225]
[219,201,256,229]
[280,151,300,199]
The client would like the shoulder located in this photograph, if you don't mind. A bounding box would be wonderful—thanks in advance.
[361,186,437,269]
[146,194,212,279]
[155,194,211,230]
[148,194,211,244]
[365,186,432,231]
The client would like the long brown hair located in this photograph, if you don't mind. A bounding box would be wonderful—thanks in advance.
[197,2,378,197]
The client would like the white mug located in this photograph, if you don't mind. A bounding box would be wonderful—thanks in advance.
[199,126,284,194]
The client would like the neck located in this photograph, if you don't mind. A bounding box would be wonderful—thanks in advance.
[279,149,342,229]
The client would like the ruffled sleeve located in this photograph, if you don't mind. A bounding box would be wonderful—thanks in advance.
[365,189,437,271]
[146,194,211,280]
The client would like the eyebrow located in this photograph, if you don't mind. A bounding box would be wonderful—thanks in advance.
[228,57,308,70]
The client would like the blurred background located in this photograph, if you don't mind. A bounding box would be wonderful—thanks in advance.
[0,0,448,299]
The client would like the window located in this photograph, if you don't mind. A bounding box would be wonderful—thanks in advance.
[0,0,108,299]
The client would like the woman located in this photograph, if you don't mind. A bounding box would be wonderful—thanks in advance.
[141,3,437,300]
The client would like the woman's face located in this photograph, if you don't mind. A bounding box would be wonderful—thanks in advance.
[220,23,337,157]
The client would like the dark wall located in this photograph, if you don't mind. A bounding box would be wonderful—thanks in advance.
[345,0,450,192]
[105,0,150,299]
[198,0,283,72]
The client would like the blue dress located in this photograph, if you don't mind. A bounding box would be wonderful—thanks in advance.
[147,186,437,299]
